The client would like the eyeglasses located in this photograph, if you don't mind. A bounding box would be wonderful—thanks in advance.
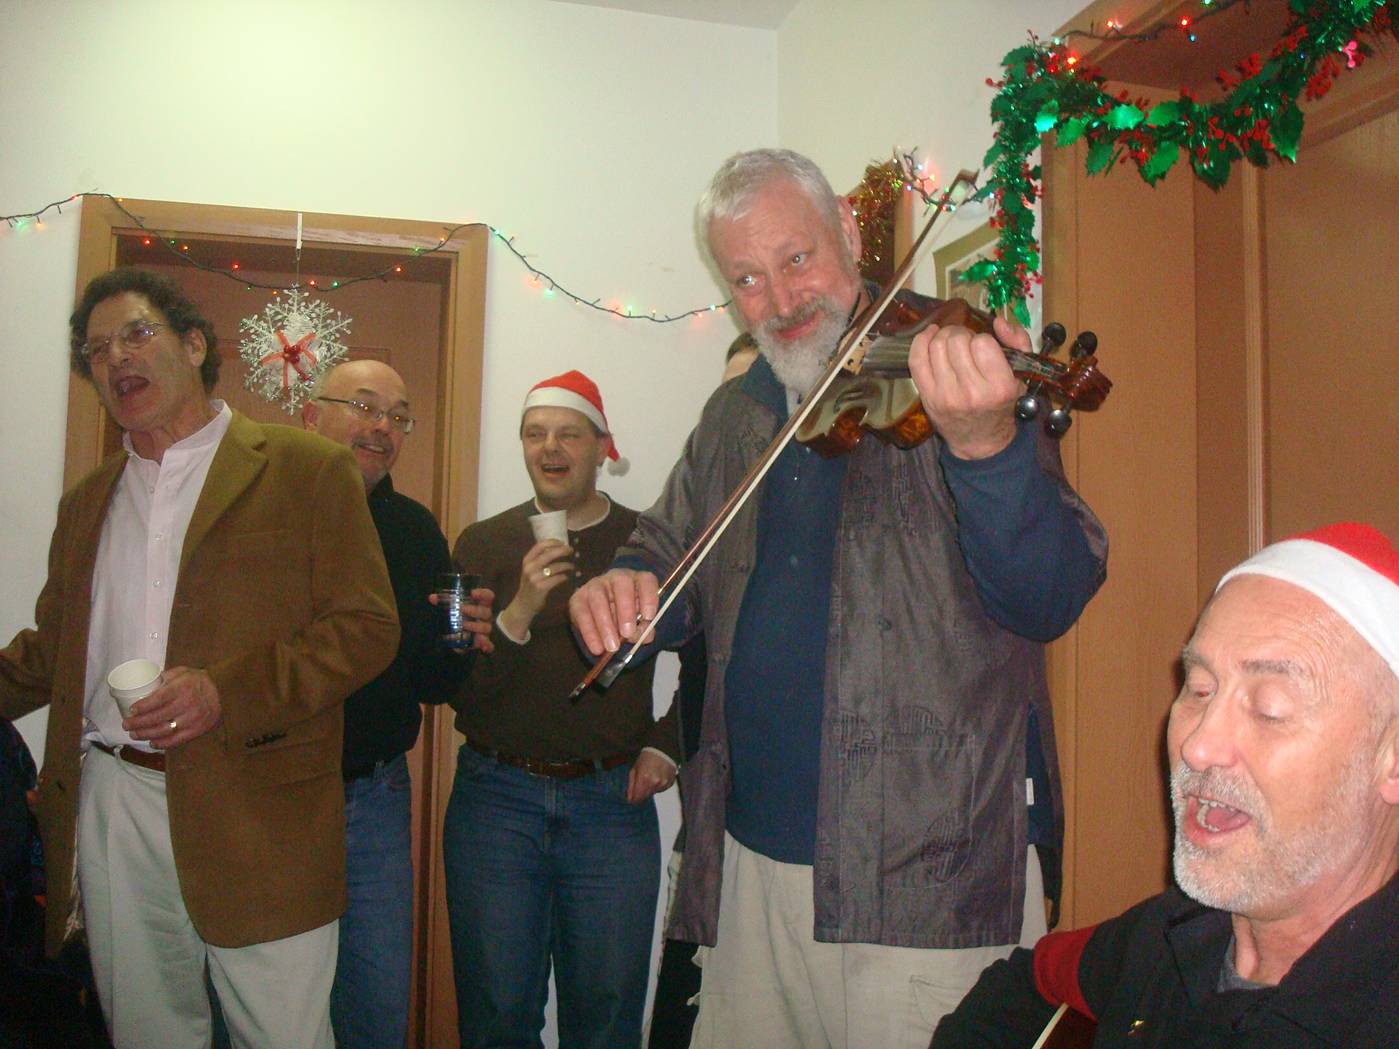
[79,319,167,365]
[317,397,416,434]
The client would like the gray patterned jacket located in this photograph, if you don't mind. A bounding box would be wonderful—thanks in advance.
[620,354,1107,948]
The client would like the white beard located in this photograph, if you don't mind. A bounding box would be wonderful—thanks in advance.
[752,297,850,399]
[1169,751,1374,916]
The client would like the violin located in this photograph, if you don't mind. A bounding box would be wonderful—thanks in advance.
[569,170,1108,700]
[796,295,1110,458]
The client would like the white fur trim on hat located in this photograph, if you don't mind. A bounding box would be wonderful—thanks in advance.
[522,387,607,435]
[1217,523,1399,682]
[521,369,621,461]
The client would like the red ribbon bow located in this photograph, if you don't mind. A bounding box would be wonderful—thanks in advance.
[258,329,319,393]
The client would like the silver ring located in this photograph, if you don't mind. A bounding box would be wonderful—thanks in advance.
[169,719,178,731]
[542,567,552,578]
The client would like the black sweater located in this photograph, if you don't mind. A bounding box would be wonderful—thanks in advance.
[341,476,469,775]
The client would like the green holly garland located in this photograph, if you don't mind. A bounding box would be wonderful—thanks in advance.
[965,0,1396,323]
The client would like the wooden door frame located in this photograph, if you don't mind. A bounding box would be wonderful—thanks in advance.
[1043,0,1399,928]
[69,197,487,1047]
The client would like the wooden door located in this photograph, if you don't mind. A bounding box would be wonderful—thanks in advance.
[1042,0,1399,928]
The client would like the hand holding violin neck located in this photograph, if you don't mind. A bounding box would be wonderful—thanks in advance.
[909,316,1023,460]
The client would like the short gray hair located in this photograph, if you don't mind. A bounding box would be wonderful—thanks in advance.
[697,148,846,244]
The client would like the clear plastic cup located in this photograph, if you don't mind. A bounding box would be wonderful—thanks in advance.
[437,572,481,651]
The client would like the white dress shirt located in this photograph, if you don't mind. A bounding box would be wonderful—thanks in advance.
[82,401,233,752]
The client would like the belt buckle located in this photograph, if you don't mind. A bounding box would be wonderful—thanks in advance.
[533,756,581,779]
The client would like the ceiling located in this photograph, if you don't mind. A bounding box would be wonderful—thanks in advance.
[551,0,802,30]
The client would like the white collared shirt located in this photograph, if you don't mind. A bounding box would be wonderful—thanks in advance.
[81,401,233,753]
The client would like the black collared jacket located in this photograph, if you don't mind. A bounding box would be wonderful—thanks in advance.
[932,873,1399,1047]
[342,475,469,773]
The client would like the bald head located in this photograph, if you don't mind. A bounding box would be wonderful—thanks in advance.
[1167,574,1399,928]
[302,359,412,490]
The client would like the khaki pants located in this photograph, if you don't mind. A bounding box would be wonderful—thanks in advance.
[78,746,337,1049]
[688,834,1047,1049]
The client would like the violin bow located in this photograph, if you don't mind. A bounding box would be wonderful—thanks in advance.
[569,170,980,701]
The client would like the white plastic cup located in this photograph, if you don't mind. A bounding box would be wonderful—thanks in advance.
[528,510,569,544]
[108,658,163,718]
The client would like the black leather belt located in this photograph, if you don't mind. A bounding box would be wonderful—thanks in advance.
[465,738,636,780]
[91,739,166,773]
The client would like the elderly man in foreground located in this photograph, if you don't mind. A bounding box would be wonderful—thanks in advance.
[932,522,1399,1048]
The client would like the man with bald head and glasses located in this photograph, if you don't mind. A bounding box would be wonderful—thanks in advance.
[302,359,493,1049]
[0,267,400,1049]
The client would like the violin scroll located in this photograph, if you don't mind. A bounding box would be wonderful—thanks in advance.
[1015,326,1106,436]
[1014,322,1066,424]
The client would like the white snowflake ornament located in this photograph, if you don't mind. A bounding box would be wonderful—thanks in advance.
[238,288,353,412]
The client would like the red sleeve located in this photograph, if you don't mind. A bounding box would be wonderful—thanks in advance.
[1032,925,1099,1022]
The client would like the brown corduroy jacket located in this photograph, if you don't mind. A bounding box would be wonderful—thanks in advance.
[0,410,399,954]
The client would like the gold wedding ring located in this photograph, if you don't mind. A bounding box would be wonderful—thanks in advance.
[542,567,552,578]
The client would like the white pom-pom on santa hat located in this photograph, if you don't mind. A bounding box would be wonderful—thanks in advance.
[1218,522,1399,682]
[521,369,624,466]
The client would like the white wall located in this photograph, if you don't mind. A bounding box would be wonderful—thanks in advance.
[777,0,1090,283]
[0,1,772,1042]
[1,1,772,742]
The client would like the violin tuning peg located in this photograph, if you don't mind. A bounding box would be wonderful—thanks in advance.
[1015,392,1043,421]
[1070,331,1098,360]
[1040,322,1067,355]
[1046,407,1074,437]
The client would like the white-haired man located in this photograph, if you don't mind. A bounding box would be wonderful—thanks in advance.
[932,522,1399,1048]
[571,148,1108,1047]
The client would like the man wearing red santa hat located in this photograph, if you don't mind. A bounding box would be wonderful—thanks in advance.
[442,370,680,1048]
[933,522,1399,1048]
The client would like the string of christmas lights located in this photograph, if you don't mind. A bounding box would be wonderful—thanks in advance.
[486,226,727,322]
[1062,0,1246,46]
[969,0,1396,323]
[1,192,732,324]
[1,191,89,227]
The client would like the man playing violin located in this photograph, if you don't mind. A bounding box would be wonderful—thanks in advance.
[570,148,1108,1048]
[933,523,1399,1048]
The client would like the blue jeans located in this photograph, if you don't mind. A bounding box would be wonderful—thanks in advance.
[331,753,414,1049]
[443,745,660,1049]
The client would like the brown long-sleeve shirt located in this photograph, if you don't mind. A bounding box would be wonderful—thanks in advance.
[451,498,676,763]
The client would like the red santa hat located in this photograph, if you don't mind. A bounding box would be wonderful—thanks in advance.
[1217,522,1399,682]
[521,369,629,475]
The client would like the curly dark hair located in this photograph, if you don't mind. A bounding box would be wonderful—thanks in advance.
[69,268,220,392]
